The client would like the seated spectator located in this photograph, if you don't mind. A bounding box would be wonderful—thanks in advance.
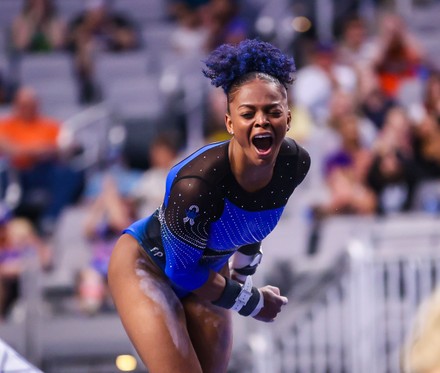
[292,41,358,126]
[204,86,231,143]
[367,107,420,215]
[169,0,209,56]
[0,67,10,105]
[409,72,440,180]
[202,0,249,52]
[0,87,84,235]
[0,204,52,321]
[361,86,397,130]
[370,13,426,99]
[11,0,67,53]
[130,132,181,217]
[307,112,376,255]
[319,154,377,217]
[328,111,375,183]
[76,175,137,315]
[336,15,376,69]
[307,152,377,255]
[67,0,140,103]
[327,89,377,149]
[412,110,440,180]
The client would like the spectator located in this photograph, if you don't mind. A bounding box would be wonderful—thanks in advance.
[361,85,397,130]
[130,132,181,217]
[76,175,137,315]
[0,87,84,235]
[370,13,426,99]
[327,89,377,149]
[336,15,376,69]
[307,112,376,254]
[169,0,209,56]
[0,66,10,105]
[412,109,440,180]
[202,0,249,52]
[0,204,52,321]
[367,106,420,215]
[11,0,67,53]
[67,0,140,103]
[307,150,377,255]
[292,41,358,126]
[204,85,231,143]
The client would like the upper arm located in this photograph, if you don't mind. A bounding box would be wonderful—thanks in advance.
[295,144,311,188]
[161,177,222,290]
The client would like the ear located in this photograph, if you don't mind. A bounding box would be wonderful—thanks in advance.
[286,110,292,131]
[225,113,234,135]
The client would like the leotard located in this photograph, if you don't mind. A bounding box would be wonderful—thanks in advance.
[124,138,310,297]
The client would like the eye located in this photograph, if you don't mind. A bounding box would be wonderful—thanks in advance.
[240,112,254,119]
[269,111,283,118]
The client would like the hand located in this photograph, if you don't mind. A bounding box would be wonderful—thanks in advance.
[253,285,288,322]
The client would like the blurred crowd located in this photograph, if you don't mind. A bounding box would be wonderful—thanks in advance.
[0,0,439,336]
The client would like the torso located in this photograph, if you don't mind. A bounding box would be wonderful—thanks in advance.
[124,138,310,293]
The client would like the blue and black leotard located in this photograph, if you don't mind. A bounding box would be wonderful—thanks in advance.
[124,138,310,297]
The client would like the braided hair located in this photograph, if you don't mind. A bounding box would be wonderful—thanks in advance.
[203,39,296,102]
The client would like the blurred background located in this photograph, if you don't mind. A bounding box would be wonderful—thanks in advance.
[1,0,440,372]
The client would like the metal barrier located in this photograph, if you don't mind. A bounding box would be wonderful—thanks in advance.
[245,214,440,373]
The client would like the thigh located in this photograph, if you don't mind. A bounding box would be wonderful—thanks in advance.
[183,267,233,373]
[108,234,202,373]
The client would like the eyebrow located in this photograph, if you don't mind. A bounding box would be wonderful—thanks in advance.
[237,103,283,110]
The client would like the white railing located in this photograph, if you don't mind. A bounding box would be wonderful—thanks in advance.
[243,214,440,373]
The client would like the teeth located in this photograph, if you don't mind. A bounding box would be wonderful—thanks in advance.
[254,134,271,139]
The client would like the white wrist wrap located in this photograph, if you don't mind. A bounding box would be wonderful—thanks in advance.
[231,275,254,312]
[250,289,264,317]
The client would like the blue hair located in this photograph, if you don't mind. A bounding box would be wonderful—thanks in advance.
[203,39,296,94]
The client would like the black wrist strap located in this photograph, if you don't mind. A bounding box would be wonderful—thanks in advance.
[212,276,262,317]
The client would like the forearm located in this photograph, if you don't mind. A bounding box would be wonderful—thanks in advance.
[192,270,227,302]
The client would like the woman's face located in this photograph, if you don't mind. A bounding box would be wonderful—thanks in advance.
[225,78,291,167]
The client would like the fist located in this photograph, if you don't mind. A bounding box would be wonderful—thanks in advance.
[253,285,288,322]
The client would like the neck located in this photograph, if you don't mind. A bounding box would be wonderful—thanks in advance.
[228,139,275,192]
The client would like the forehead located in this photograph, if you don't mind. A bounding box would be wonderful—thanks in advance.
[230,79,287,106]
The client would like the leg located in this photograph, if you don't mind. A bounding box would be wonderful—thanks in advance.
[108,235,203,373]
[183,264,233,373]
[183,295,233,373]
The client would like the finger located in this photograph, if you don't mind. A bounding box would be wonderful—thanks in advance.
[253,315,275,323]
[267,286,280,296]
[280,296,288,305]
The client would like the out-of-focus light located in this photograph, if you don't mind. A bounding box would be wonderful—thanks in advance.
[255,16,275,35]
[115,354,137,372]
[291,16,312,32]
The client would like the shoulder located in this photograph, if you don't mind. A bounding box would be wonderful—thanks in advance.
[172,141,230,185]
[164,141,230,212]
[280,137,310,162]
[277,137,311,186]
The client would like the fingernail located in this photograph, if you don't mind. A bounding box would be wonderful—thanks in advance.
[282,297,288,305]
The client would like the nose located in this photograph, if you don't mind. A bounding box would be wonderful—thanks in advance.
[255,113,269,127]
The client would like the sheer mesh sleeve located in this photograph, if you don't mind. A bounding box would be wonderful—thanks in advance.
[294,143,311,188]
[160,176,223,291]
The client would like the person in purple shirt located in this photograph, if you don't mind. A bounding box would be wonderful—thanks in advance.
[108,38,310,373]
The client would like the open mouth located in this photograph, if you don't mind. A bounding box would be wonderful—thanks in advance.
[252,134,273,154]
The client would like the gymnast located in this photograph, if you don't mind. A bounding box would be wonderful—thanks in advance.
[108,38,310,373]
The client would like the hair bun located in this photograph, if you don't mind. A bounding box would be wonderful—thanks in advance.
[203,39,296,93]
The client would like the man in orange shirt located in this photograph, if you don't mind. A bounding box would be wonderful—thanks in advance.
[0,87,83,235]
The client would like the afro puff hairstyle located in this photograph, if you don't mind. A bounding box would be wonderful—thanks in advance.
[203,39,296,94]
